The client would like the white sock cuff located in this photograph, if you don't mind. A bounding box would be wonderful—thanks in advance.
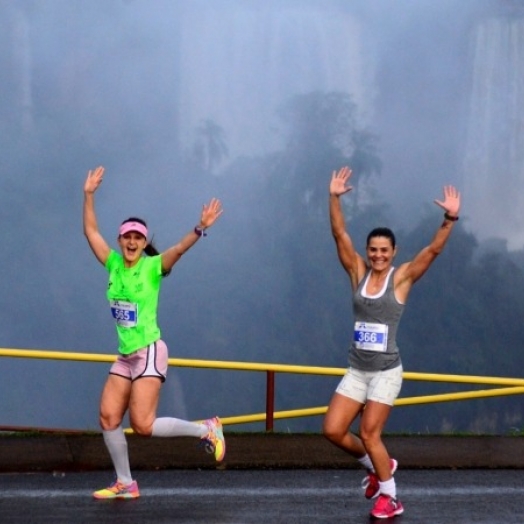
[357,454,374,472]
[103,425,126,443]
[378,477,396,498]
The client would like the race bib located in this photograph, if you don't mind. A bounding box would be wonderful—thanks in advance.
[110,300,138,328]
[354,322,388,352]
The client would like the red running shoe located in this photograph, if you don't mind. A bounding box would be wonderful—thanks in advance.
[361,458,398,499]
[370,494,404,519]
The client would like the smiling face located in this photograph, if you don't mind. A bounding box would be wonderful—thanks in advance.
[366,236,396,272]
[118,231,147,267]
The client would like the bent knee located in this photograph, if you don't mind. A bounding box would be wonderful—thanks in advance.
[322,421,345,444]
[360,428,382,447]
[99,415,123,432]
[130,421,153,437]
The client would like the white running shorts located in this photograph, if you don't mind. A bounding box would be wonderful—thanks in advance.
[335,365,403,406]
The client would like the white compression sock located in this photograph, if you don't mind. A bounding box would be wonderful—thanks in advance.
[103,426,133,485]
[358,454,375,472]
[378,477,397,498]
[152,417,207,438]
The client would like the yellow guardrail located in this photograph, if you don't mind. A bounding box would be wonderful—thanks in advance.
[1,347,524,429]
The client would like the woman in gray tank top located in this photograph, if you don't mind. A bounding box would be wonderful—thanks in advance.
[323,166,461,519]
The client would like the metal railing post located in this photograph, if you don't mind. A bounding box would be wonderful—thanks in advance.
[265,370,275,432]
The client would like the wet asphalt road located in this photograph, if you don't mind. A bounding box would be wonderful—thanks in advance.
[0,469,522,523]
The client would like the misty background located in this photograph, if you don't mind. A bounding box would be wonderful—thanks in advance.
[1,0,524,435]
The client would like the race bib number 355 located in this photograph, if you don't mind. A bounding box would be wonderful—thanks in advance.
[110,300,138,328]
[353,322,388,352]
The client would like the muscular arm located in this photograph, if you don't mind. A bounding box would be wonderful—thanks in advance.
[160,229,203,272]
[83,167,111,266]
[395,185,461,301]
[330,194,366,289]
[160,197,223,274]
[329,167,366,289]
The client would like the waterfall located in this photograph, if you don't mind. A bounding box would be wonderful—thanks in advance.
[176,4,370,159]
[11,5,33,134]
[463,13,524,249]
[0,4,33,135]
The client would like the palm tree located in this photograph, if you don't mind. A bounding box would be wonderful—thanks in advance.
[192,119,229,173]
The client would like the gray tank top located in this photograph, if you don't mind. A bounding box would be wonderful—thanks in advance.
[348,267,404,371]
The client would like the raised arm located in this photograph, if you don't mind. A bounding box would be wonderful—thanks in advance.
[83,166,111,265]
[395,185,461,298]
[329,166,367,289]
[160,198,223,273]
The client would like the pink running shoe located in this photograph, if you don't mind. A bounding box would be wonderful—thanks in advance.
[370,494,404,519]
[93,479,140,499]
[361,458,398,499]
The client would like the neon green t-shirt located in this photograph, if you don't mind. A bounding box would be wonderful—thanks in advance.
[105,250,163,355]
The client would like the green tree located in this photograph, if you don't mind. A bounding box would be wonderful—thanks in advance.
[242,92,386,425]
[273,91,381,219]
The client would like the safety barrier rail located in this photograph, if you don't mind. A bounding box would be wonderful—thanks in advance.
[1,347,524,431]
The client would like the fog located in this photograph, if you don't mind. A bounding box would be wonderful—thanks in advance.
[1,0,524,434]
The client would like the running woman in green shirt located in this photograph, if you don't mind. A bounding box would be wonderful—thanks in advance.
[83,165,225,500]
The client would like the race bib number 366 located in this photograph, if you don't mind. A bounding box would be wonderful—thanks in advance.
[353,322,388,352]
[110,300,138,328]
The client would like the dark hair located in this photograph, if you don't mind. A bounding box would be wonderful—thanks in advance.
[121,217,171,276]
[366,227,396,249]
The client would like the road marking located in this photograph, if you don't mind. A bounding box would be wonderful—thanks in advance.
[1,486,523,499]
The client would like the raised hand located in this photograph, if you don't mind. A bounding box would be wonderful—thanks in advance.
[330,166,354,197]
[84,166,105,194]
[434,185,461,217]
[200,198,223,229]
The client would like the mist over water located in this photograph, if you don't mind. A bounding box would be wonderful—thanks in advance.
[1,0,523,433]
[464,13,524,248]
[177,2,370,158]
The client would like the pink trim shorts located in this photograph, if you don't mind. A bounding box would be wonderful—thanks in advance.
[109,340,168,382]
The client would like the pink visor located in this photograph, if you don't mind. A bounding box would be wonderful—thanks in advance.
[119,221,148,238]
